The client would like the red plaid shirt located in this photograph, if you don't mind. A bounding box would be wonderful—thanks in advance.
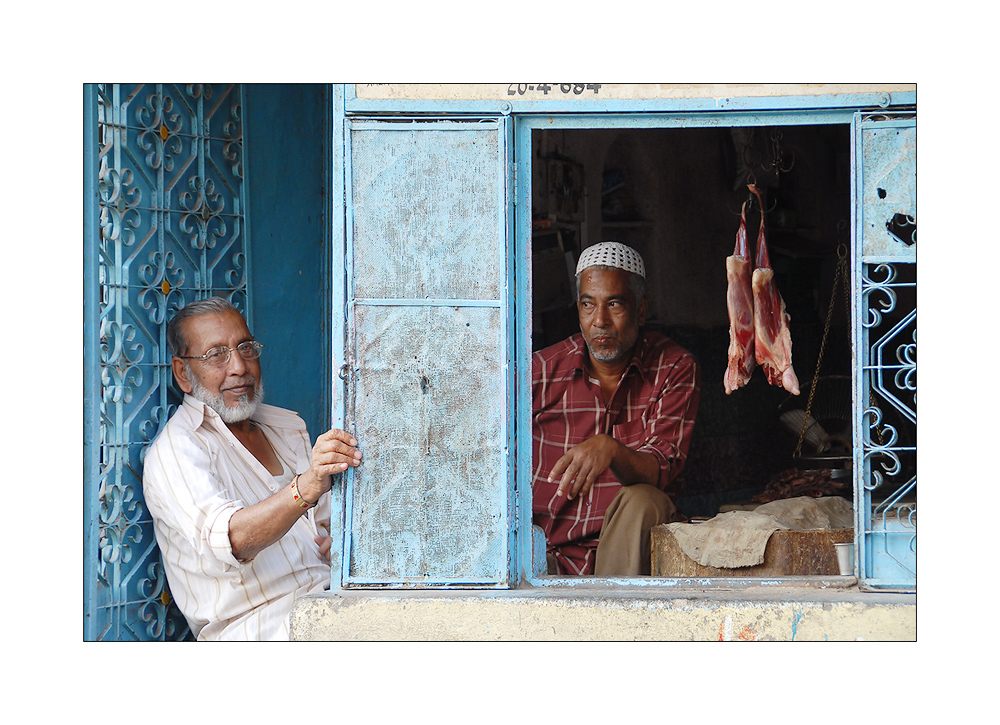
[532,331,700,575]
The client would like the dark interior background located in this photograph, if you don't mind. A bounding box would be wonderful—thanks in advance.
[531,124,855,516]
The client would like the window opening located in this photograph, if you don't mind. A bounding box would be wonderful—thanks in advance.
[529,123,859,580]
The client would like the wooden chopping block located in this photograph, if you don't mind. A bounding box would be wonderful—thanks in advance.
[651,525,854,577]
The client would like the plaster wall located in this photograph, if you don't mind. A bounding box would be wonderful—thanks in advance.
[356,83,916,101]
[290,588,915,642]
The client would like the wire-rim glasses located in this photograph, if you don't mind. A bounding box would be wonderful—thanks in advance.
[179,341,264,367]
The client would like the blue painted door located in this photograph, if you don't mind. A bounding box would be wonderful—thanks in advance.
[340,118,514,587]
[84,83,251,639]
[852,112,916,591]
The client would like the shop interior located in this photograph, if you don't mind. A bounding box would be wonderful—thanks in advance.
[530,123,913,523]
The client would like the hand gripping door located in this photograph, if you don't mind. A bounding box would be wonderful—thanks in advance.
[341,118,513,587]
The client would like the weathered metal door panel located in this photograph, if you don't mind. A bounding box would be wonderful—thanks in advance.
[852,113,916,591]
[858,117,916,260]
[343,119,511,587]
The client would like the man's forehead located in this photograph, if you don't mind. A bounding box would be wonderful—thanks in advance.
[579,267,634,297]
[182,310,251,344]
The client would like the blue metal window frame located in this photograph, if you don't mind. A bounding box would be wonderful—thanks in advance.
[334,86,917,592]
[514,110,870,589]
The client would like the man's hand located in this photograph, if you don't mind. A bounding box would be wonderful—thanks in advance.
[548,434,620,500]
[548,434,661,501]
[297,429,362,503]
[314,535,332,565]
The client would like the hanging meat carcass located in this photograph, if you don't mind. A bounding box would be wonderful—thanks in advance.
[749,184,801,395]
[724,201,755,394]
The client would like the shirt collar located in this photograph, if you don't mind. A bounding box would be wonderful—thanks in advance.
[178,393,306,433]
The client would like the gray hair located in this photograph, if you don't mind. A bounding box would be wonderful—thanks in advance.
[166,296,241,357]
[575,265,647,305]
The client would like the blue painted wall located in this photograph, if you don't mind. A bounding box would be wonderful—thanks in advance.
[245,83,331,442]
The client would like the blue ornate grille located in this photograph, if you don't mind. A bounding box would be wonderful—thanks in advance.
[853,113,916,591]
[85,83,251,640]
[860,262,915,587]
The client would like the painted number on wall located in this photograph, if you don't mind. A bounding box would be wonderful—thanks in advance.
[507,84,602,96]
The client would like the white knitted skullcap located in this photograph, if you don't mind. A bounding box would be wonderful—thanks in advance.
[575,242,645,279]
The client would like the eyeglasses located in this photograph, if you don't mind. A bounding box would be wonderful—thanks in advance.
[179,341,264,367]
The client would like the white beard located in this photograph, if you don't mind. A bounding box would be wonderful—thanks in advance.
[186,364,264,424]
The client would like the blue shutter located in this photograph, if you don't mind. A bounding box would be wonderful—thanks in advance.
[852,112,916,591]
[341,118,513,587]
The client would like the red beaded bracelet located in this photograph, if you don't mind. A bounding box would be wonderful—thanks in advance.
[291,475,317,509]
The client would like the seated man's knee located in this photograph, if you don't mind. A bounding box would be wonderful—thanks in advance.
[611,483,674,524]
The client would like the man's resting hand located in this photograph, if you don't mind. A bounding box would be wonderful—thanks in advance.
[548,434,659,501]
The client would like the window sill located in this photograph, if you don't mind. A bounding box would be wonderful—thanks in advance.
[289,581,915,641]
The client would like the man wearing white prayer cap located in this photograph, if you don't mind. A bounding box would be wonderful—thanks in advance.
[532,242,701,576]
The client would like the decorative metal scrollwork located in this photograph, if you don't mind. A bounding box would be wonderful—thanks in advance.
[91,83,249,641]
[180,176,227,250]
[99,318,144,368]
[223,99,244,178]
[138,249,185,325]
[859,254,916,587]
[861,263,897,328]
[135,88,184,172]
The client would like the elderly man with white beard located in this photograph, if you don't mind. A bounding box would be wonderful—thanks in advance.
[142,297,362,640]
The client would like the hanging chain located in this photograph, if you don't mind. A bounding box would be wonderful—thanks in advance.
[794,244,850,458]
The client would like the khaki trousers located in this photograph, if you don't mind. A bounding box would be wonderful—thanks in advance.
[594,484,676,576]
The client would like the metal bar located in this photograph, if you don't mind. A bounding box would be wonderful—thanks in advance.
[517,109,859,130]
[514,116,535,583]
[850,112,869,586]
[862,256,919,267]
[240,84,254,330]
[528,575,858,589]
[343,577,511,586]
[340,110,357,587]
[83,83,101,641]
[347,118,501,131]
[503,113,519,586]
[344,90,916,116]
[328,84,347,589]
[492,114,513,585]
[354,298,502,307]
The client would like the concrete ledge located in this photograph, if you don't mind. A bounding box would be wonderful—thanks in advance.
[289,584,915,641]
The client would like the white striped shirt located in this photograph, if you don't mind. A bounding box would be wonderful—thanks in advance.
[142,395,331,641]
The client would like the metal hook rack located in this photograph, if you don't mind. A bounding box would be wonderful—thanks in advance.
[729,128,793,216]
[763,130,795,175]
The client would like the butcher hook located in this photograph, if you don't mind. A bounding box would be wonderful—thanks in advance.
[747,180,776,214]
[763,130,795,175]
[726,172,777,216]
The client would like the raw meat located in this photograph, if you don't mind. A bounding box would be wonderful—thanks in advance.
[724,201,755,394]
[751,468,850,503]
[749,184,800,395]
